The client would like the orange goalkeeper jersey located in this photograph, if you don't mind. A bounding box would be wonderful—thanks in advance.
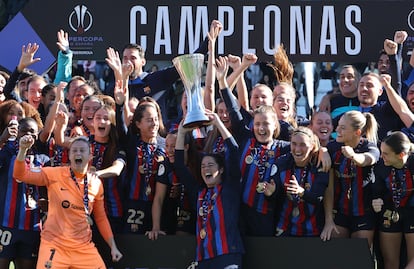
[13,159,113,249]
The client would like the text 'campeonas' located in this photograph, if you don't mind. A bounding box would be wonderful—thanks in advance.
[129,5,361,56]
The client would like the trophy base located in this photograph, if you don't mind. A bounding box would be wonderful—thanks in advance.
[183,120,210,129]
[183,111,209,128]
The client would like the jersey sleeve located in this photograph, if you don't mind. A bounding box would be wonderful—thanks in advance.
[13,159,49,186]
[93,182,114,243]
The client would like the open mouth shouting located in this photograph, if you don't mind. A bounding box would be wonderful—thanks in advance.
[318,127,330,138]
[255,128,270,143]
[204,172,213,180]
[409,99,414,111]
[279,105,289,112]
[74,156,83,165]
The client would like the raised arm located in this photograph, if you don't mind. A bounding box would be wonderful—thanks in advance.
[174,123,200,205]
[392,31,408,94]
[4,43,41,101]
[203,20,222,112]
[54,29,73,84]
[217,56,250,144]
[225,54,258,111]
[53,108,71,148]
[380,73,414,128]
[39,82,67,143]
[14,134,48,185]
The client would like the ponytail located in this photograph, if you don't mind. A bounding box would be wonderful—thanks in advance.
[362,112,378,145]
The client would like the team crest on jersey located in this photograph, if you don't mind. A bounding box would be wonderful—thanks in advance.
[144,86,151,94]
[158,164,165,176]
[270,164,278,176]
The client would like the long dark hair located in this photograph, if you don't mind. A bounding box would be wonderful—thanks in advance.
[93,105,119,169]
[383,131,414,155]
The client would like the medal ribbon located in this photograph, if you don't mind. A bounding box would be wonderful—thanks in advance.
[390,168,403,209]
[240,139,255,175]
[292,165,308,204]
[346,159,355,200]
[142,142,155,195]
[91,140,106,169]
[257,144,268,181]
[201,188,212,227]
[69,168,91,224]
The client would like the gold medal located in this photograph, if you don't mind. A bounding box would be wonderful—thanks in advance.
[200,228,206,239]
[245,155,253,164]
[139,165,145,174]
[292,206,300,217]
[145,186,152,196]
[384,209,392,218]
[383,219,391,228]
[256,182,265,193]
[199,206,204,216]
[391,211,400,223]
[86,215,94,226]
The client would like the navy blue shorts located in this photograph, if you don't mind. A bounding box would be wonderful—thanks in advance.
[175,208,196,235]
[0,226,40,259]
[239,204,275,236]
[334,211,376,232]
[380,207,414,233]
[160,199,195,235]
[197,253,242,269]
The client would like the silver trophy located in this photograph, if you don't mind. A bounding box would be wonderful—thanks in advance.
[173,53,209,127]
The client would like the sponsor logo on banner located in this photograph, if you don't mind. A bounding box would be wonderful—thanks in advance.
[404,8,414,57]
[68,4,104,56]
[69,4,93,34]
[408,8,414,31]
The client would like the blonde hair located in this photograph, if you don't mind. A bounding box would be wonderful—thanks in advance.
[342,110,378,144]
[291,126,320,155]
[268,44,294,84]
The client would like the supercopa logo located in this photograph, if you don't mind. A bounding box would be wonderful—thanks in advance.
[408,8,414,31]
[69,4,93,34]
